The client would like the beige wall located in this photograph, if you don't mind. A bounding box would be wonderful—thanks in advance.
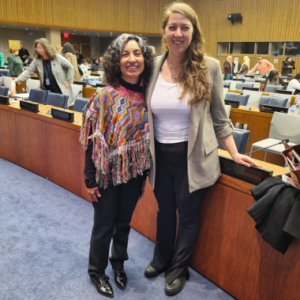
[45,28,61,49]
[0,28,45,61]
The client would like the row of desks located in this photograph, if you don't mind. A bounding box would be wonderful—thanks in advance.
[1,97,299,300]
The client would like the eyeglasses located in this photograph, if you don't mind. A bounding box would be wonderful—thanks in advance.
[35,47,43,51]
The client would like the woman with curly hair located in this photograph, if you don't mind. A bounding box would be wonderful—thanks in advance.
[80,33,153,298]
[62,42,81,81]
[143,2,260,296]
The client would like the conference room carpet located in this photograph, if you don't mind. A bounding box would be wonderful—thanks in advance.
[0,158,234,300]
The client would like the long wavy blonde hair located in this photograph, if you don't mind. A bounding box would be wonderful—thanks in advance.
[161,2,211,104]
[34,38,56,60]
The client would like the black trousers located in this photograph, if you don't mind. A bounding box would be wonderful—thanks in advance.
[151,140,208,284]
[88,176,144,280]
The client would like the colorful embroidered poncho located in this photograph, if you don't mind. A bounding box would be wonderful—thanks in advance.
[80,84,151,189]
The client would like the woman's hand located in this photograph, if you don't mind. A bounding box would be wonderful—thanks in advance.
[232,153,262,168]
[86,187,101,202]
[64,81,71,89]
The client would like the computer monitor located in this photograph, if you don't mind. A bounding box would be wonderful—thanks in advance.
[243,87,260,92]
[259,104,288,114]
[225,99,239,108]
[274,89,293,95]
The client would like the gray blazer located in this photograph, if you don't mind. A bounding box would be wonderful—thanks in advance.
[16,54,74,96]
[146,52,234,193]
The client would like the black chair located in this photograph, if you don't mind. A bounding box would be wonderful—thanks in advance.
[73,81,87,87]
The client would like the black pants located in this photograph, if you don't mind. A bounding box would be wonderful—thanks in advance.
[88,176,144,280]
[151,140,208,284]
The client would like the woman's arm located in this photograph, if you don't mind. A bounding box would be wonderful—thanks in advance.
[57,54,74,83]
[247,63,258,74]
[16,59,37,85]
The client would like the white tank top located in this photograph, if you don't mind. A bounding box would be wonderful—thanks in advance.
[151,73,190,143]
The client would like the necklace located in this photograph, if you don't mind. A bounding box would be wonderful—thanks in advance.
[166,58,180,82]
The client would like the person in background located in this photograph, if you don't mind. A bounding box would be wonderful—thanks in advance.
[287,73,300,93]
[63,42,81,81]
[79,59,89,78]
[19,44,30,63]
[91,58,100,71]
[7,46,24,75]
[76,49,84,65]
[247,56,274,76]
[23,56,33,66]
[56,45,63,55]
[223,55,232,69]
[263,69,286,91]
[86,58,92,68]
[237,56,250,75]
[97,56,104,71]
[281,57,295,77]
[80,33,153,298]
[0,52,4,67]
[143,2,260,296]
[149,46,157,57]
[232,57,241,75]
[223,64,233,80]
[13,38,73,95]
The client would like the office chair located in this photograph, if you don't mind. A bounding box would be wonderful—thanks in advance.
[0,70,10,77]
[0,86,9,96]
[259,96,288,107]
[73,97,89,112]
[225,93,250,106]
[28,89,48,104]
[219,128,250,154]
[45,92,68,108]
[264,85,285,93]
[236,83,254,90]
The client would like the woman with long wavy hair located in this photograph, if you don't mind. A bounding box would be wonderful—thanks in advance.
[143,2,260,296]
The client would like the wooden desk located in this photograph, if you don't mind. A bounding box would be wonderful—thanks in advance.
[1,103,298,300]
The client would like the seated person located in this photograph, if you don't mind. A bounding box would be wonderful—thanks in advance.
[223,65,233,80]
[91,59,100,71]
[287,73,300,93]
[79,59,89,78]
[247,56,274,76]
[263,69,286,91]
[281,57,295,77]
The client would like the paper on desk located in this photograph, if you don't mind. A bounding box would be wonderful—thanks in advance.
[13,93,29,98]
[282,174,300,190]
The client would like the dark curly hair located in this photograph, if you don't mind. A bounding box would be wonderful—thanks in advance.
[102,34,154,90]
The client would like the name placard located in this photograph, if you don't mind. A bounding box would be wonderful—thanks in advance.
[0,96,9,105]
[20,100,39,113]
[51,108,74,123]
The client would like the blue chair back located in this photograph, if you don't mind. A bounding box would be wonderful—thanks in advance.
[259,96,288,107]
[236,83,254,90]
[0,86,9,96]
[73,97,89,112]
[223,81,231,88]
[28,89,48,104]
[219,128,250,154]
[225,93,250,106]
[264,85,285,93]
[0,70,10,77]
[45,92,68,108]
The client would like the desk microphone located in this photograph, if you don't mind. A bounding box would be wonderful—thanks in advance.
[245,139,290,156]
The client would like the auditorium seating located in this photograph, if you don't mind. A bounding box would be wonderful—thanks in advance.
[73,97,89,112]
[45,92,68,108]
[223,81,231,88]
[259,96,288,107]
[0,70,10,77]
[219,128,250,154]
[0,86,9,96]
[28,89,48,104]
[225,92,250,106]
[250,112,300,161]
[264,85,285,93]
[236,83,254,90]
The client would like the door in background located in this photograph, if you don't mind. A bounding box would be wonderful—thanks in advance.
[9,40,22,49]
[81,44,91,59]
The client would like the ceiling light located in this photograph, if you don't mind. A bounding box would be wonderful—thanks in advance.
[26,28,28,30]
[84,33,86,34]
[36,28,38,29]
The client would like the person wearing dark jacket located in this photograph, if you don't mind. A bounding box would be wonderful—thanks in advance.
[76,49,84,65]
[263,69,286,91]
[223,65,233,80]
[19,44,30,63]
[232,57,241,75]
[281,57,295,76]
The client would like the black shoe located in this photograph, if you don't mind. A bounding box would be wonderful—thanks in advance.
[144,264,164,278]
[91,276,114,298]
[164,268,190,296]
[114,270,127,290]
